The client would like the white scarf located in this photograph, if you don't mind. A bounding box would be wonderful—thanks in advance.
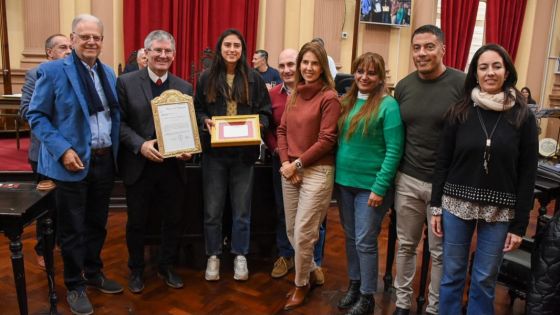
[357,91,369,100]
[471,87,516,111]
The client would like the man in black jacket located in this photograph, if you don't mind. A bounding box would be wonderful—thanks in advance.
[117,30,192,293]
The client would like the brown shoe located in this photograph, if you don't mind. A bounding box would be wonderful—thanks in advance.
[36,255,45,270]
[310,267,324,286]
[271,256,294,278]
[284,284,310,310]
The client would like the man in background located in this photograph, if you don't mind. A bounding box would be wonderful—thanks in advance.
[123,48,148,74]
[253,49,281,90]
[311,37,338,79]
[19,33,72,268]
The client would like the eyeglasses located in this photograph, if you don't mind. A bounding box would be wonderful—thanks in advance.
[73,33,103,42]
[148,48,174,56]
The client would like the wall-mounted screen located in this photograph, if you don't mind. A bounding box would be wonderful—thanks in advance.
[359,0,412,27]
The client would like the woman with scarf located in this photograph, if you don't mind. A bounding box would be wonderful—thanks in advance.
[430,44,538,314]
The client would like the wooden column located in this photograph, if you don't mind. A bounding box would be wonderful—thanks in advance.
[20,0,60,69]
[0,0,12,94]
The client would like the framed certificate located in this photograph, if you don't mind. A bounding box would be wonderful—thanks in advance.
[210,114,261,147]
[151,89,202,157]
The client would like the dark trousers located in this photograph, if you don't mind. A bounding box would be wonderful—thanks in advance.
[125,159,184,273]
[202,154,254,256]
[54,153,114,291]
[272,154,327,265]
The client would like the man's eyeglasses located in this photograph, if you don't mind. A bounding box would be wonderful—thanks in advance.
[148,48,174,56]
[73,33,103,42]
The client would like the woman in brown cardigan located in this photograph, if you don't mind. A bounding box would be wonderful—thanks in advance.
[277,41,341,310]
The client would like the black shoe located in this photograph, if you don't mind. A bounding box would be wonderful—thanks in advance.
[393,307,410,315]
[66,289,93,315]
[345,294,375,315]
[158,267,183,289]
[338,280,361,309]
[85,273,123,294]
[128,272,144,294]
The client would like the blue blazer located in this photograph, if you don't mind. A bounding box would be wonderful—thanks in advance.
[27,53,120,182]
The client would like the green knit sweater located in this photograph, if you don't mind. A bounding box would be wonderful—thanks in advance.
[335,96,404,196]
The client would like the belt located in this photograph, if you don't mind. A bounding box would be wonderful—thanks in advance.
[91,147,111,156]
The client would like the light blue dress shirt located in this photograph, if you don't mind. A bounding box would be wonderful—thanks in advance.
[83,61,112,149]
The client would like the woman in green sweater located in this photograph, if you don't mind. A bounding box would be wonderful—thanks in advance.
[335,52,404,315]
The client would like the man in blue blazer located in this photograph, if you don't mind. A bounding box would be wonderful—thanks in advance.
[27,14,122,315]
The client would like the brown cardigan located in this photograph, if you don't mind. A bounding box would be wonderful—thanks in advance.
[277,81,341,167]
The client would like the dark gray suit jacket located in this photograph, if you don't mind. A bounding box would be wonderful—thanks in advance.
[117,68,193,185]
[20,66,40,162]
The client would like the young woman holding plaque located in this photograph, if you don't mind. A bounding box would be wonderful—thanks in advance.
[430,44,538,314]
[335,52,404,315]
[276,41,341,310]
[194,28,271,282]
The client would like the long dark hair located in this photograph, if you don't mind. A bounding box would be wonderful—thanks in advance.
[288,41,334,108]
[521,86,537,104]
[206,29,250,105]
[339,52,387,139]
[446,43,528,128]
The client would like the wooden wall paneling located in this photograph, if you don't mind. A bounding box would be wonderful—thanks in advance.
[313,0,344,67]
[21,0,60,69]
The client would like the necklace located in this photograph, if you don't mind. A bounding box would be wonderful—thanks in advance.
[476,107,502,174]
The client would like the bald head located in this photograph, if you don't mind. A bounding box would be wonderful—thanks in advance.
[278,49,298,88]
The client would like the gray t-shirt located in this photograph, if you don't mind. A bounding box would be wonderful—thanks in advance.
[395,67,465,182]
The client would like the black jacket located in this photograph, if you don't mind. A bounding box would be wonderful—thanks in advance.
[527,211,560,314]
[194,69,272,162]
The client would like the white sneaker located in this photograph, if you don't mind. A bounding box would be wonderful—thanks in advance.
[205,255,220,281]
[233,255,249,281]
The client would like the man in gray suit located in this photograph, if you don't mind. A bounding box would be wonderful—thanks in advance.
[19,33,72,268]
[117,30,193,294]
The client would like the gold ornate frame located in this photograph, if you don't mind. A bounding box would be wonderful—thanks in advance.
[151,89,202,157]
[210,114,261,147]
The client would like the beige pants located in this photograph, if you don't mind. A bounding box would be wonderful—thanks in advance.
[282,164,334,287]
[394,172,443,314]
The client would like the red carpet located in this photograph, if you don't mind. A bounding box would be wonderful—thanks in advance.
[0,137,32,171]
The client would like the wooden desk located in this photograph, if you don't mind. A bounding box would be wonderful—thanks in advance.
[143,162,277,267]
[0,182,58,315]
[534,176,560,235]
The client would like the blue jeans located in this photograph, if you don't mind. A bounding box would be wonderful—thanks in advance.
[272,154,326,265]
[439,210,509,315]
[337,184,390,294]
[202,154,254,256]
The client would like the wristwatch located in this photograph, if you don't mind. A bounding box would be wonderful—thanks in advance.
[295,159,303,169]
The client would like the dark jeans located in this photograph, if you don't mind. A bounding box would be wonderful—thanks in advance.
[125,159,185,273]
[202,154,254,256]
[272,154,327,265]
[54,153,114,291]
[30,160,56,256]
